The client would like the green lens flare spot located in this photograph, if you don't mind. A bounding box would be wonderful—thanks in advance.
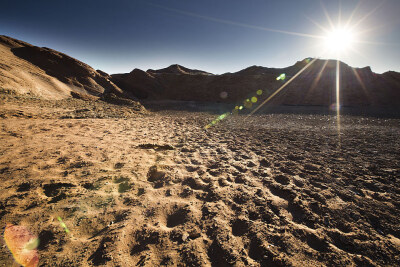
[235,106,239,109]
[24,238,40,251]
[276,73,286,80]
[57,217,70,234]
[251,97,257,103]
[239,106,243,110]
[244,99,252,109]
[256,90,263,95]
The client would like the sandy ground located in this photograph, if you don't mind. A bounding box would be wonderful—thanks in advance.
[1,96,400,266]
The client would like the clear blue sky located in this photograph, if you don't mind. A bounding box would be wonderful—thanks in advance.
[1,0,399,74]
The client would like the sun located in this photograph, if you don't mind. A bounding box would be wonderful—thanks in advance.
[324,27,355,53]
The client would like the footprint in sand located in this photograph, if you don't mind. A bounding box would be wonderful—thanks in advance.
[42,182,76,203]
[147,165,170,188]
[166,206,191,228]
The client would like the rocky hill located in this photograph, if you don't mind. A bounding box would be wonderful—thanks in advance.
[1,35,399,111]
[0,35,124,100]
[111,59,400,109]
[147,64,212,75]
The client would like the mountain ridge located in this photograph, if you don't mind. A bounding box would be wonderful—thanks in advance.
[1,35,399,110]
[111,59,400,108]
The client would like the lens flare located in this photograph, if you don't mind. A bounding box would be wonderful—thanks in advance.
[57,216,70,234]
[218,113,227,120]
[276,73,286,81]
[24,238,39,251]
[4,224,39,267]
[205,60,318,129]
[244,99,253,109]
[249,58,318,116]
[205,59,318,130]
[220,91,228,99]
[336,60,341,148]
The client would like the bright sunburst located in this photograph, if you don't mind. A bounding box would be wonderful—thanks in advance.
[195,0,383,145]
[324,27,355,52]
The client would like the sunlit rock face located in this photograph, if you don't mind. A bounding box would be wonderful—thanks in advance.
[0,35,123,99]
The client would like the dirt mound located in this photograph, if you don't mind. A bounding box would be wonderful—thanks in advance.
[0,91,146,119]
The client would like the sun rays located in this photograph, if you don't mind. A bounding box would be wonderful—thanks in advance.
[247,57,319,116]
[155,0,388,146]
[336,59,341,148]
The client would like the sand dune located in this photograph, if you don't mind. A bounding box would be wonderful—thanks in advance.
[0,36,123,100]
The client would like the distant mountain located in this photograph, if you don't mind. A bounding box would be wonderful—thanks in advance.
[111,69,164,99]
[147,64,212,75]
[0,35,124,100]
[111,59,400,108]
[1,35,399,111]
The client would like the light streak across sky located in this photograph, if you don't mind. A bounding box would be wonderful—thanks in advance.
[147,2,324,40]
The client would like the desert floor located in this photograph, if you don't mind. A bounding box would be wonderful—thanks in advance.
[1,96,400,266]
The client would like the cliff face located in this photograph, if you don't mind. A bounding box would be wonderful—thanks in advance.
[111,59,400,108]
[0,35,122,99]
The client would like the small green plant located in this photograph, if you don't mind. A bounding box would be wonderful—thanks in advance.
[94,196,115,208]
[118,182,132,193]
[112,176,130,184]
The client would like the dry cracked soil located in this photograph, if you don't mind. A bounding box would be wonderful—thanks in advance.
[0,94,400,266]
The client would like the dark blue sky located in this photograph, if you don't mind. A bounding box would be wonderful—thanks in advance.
[1,0,399,74]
